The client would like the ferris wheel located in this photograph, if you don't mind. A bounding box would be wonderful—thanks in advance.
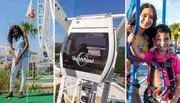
[36,0,55,66]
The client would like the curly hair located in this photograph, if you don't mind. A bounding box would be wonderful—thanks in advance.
[129,3,157,48]
[7,25,23,43]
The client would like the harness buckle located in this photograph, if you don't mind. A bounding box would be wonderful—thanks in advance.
[133,79,140,88]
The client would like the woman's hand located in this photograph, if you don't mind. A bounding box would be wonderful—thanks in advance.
[17,55,22,61]
[127,33,135,43]
[14,58,19,65]
[126,23,133,33]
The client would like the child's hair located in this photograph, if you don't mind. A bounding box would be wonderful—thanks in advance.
[7,25,23,43]
[129,3,157,48]
[153,24,171,39]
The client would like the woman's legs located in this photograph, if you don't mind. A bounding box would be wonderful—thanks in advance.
[10,59,21,92]
[19,58,29,92]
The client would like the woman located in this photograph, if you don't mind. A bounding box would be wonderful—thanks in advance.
[126,3,157,103]
[5,25,29,98]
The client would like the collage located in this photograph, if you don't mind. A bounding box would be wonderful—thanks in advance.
[0,0,180,103]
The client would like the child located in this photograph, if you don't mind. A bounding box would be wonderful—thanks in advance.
[130,24,180,103]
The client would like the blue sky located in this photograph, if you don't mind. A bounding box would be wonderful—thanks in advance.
[55,0,125,47]
[0,0,39,52]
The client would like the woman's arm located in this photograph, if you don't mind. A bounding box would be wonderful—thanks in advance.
[9,41,17,59]
[17,32,29,60]
[9,41,19,65]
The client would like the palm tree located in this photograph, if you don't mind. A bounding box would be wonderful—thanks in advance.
[19,21,38,79]
[19,21,38,36]
[170,23,180,52]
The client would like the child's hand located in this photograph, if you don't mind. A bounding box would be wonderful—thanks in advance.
[127,33,135,43]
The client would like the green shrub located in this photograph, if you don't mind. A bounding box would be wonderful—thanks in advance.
[114,47,125,77]
[0,69,10,90]
[0,69,20,90]
[28,82,42,90]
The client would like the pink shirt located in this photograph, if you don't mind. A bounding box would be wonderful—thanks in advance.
[144,49,180,86]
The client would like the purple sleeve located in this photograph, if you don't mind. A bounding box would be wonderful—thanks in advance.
[143,52,152,61]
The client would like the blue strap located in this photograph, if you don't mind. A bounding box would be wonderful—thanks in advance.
[160,71,166,99]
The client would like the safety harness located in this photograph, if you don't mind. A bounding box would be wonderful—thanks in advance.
[145,57,175,102]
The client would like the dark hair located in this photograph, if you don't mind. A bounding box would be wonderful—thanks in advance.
[153,24,171,39]
[129,3,157,48]
[7,25,23,43]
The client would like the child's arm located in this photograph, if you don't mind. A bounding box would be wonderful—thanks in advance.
[170,74,180,103]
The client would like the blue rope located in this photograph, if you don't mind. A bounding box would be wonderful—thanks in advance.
[127,1,140,103]
[135,62,143,79]
[161,0,167,99]
[162,0,166,24]
[127,0,167,102]
[128,60,134,103]
[127,0,135,22]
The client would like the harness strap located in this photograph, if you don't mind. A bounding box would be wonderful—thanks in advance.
[148,58,175,100]
[166,58,175,99]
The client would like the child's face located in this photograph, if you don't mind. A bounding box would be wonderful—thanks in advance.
[153,32,171,52]
[140,8,154,29]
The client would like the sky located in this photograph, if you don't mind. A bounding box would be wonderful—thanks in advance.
[55,0,125,47]
[0,0,39,52]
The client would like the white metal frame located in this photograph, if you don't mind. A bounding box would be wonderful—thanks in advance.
[37,0,55,64]
[60,14,115,83]
[55,1,126,103]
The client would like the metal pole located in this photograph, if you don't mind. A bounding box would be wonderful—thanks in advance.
[100,68,113,103]
[57,75,66,103]
[91,83,98,103]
